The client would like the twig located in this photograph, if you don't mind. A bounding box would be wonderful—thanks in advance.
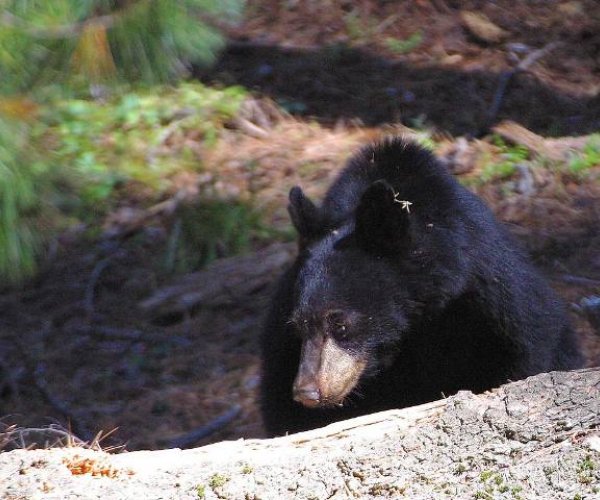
[0,424,17,451]
[164,217,183,273]
[166,405,242,449]
[374,14,399,34]
[516,42,562,73]
[84,256,114,320]
[89,427,124,452]
[231,117,269,139]
[484,42,562,134]
[3,425,87,450]
[32,363,93,442]
[11,336,93,443]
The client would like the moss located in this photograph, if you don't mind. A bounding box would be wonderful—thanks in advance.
[209,473,229,489]
[577,455,596,484]
[479,470,494,482]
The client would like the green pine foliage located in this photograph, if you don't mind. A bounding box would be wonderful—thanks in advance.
[0,0,244,90]
[0,0,244,285]
[0,119,39,284]
[0,115,66,285]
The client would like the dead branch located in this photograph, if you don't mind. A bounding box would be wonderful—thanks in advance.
[485,42,562,132]
[31,363,93,443]
[231,117,270,139]
[84,256,114,320]
[1,425,87,451]
[10,336,93,443]
[165,405,242,449]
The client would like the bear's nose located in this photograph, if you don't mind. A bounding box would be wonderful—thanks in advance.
[293,382,321,408]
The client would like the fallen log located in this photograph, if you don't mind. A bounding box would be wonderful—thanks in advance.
[139,242,295,319]
[2,368,599,499]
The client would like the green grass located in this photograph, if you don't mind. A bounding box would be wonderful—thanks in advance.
[35,83,247,215]
[476,469,521,498]
[568,134,600,176]
[385,32,423,54]
[343,9,423,54]
[165,200,271,273]
[577,455,596,485]
[475,136,529,184]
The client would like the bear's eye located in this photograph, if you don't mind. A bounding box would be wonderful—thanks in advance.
[325,311,350,340]
[331,322,349,340]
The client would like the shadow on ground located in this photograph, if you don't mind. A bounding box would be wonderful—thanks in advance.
[197,43,600,137]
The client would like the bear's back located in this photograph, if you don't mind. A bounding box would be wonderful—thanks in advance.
[321,138,487,232]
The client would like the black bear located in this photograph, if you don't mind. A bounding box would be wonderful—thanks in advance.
[260,138,583,436]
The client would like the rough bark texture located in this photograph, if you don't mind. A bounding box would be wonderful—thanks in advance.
[2,368,599,499]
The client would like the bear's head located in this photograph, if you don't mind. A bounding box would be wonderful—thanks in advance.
[287,179,439,409]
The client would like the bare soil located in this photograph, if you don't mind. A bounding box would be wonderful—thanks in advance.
[0,0,599,452]
[201,0,599,136]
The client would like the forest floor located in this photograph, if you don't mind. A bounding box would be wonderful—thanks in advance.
[0,0,599,452]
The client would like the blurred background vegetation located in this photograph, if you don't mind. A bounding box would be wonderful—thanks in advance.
[0,0,598,288]
[0,0,598,453]
[0,0,245,285]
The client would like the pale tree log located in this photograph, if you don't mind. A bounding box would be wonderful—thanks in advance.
[1,368,599,499]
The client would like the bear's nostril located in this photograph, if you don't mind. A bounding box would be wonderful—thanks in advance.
[293,387,321,407]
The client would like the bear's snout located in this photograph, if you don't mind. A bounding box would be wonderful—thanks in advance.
[292,335,366,408]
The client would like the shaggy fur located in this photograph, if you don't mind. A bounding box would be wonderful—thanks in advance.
[260,138,583,436]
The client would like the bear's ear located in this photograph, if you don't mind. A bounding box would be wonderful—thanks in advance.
[354,179,411,255]
[288,186,323,241]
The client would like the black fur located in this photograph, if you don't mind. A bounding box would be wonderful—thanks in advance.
[260,138,583,436]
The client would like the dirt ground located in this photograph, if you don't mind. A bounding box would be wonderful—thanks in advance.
[0,0,599,451]
[202,0,599,136]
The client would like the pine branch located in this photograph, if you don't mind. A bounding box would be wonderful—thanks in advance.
[0,11,117,39]
[1,1,234,40]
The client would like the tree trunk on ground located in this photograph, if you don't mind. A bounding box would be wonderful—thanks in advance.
[138,242,296,320]
[2,368,599,499]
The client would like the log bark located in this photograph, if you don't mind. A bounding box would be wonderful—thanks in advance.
[2,368,599,499]
[139,242,296,319]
